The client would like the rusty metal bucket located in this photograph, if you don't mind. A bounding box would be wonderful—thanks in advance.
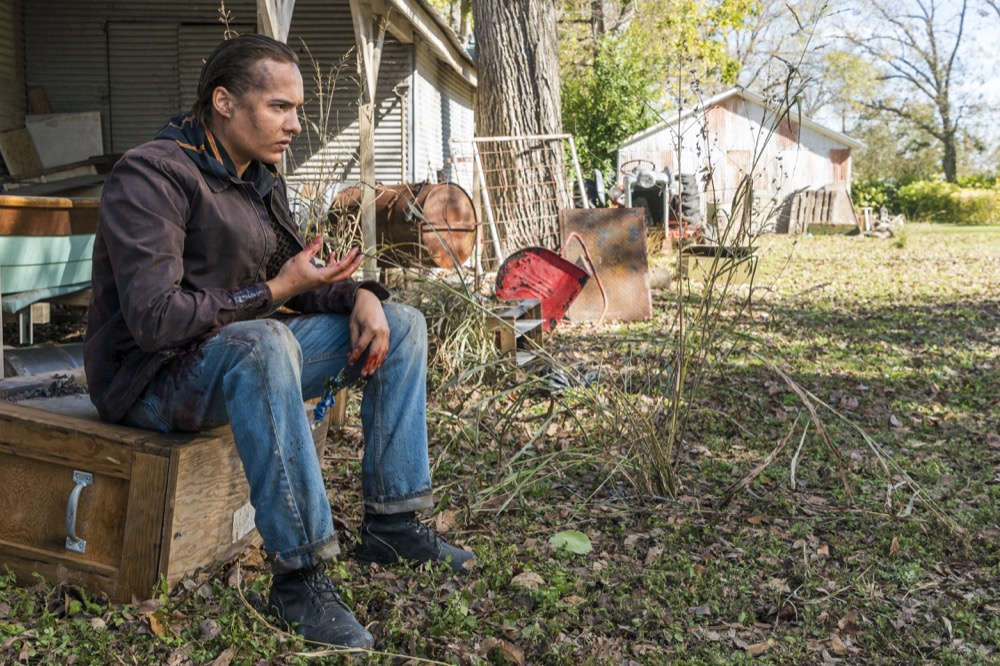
[494,234,606,332]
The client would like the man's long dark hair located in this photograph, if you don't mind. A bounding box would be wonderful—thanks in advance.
[192,34,299,128]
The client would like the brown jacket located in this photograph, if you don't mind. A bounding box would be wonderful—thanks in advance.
[84,139,386,422]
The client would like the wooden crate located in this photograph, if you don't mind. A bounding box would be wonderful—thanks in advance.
[0,393,261,602]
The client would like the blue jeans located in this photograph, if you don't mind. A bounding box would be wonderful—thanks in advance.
[121,302,434,573]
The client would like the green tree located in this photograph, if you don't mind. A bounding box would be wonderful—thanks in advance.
[561,33,659,177]
[558,0,758,178]
[559,0,757,101]
[424,0,473,44]
[849,115,941,183]
[841,0,972,183]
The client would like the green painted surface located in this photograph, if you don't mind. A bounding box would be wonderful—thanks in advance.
[0,234,95,293]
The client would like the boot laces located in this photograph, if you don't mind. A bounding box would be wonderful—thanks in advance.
[302,566,348,610]
[408,516,445,548]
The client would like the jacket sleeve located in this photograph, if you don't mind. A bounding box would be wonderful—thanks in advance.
[99,153,274,353]
[287,279,390,314]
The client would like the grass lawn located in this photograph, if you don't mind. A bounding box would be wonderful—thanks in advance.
[1,223,998,665]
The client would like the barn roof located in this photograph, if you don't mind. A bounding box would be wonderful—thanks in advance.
[619,87,863,150]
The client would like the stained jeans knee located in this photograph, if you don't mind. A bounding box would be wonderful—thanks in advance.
[289,304,434,514]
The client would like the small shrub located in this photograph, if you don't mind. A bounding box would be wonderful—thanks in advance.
[897,180,1000,224]
[957,172,1000,189]
[897,180,959,221]
[852,177,902,213]
[953,188,1000,225]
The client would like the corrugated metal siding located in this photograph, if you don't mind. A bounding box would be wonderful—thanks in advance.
[23,1,111,152]
[618,95,854,214]
[107,22,180,150]
[438,58,474,192]
[284,0,409,187]
[0,0,25,132]
[412,45,443,183]
[23,0,244,154]
[22,0,465,190]
[411,42,474,192]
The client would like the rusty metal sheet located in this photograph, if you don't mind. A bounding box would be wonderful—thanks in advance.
[559,208,652,324]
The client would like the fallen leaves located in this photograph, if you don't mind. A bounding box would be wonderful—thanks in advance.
[510,571,545,589]
[745,638,775,656]
[480,638,525,666]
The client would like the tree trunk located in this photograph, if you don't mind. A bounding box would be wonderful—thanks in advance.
[473,0,565,254]
[942,133,958,183]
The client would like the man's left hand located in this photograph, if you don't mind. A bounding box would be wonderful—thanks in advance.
[349,288,389,376]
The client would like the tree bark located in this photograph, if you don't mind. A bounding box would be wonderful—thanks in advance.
[473,0,565,254]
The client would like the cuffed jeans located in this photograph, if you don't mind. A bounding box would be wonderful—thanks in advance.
[121,302,434,573]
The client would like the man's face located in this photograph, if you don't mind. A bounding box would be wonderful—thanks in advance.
[215,59,304,174]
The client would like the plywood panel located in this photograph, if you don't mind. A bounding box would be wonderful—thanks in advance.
[164,432,260,584]
[0,539,119,597]
[0,401,141,479]
[0,129,43,178]
[119,452,170,601]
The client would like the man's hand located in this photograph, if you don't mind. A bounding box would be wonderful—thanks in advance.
[349,288,389,376]
[267,237,363,303]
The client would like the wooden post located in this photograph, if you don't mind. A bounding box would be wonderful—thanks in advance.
[349,0,384,281]
[256,0,296,42]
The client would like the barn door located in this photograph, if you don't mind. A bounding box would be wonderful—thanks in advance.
[830,149,850,183]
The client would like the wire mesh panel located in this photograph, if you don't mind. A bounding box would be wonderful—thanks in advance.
[450,135,586,269]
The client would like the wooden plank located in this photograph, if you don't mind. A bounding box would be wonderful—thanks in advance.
[330,387,348,428]
[47,288,93,307]
[27,86,53,115]
[0,395,242,457]
[163,432,260,586]
[3,174,106,198]
[0,129,43,179]
[0,538,119,598]
[0,195,99,236]
[0,405,137,480]
[0,455,129,568]
[118,451,170,602]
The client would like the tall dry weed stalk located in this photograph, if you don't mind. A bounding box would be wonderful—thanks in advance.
[286,44,363,263]
[604,14,829,498]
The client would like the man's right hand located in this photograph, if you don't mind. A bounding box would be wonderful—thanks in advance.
[267,237,363,303]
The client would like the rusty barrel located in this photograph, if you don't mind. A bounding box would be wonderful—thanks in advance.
[330,182,477,269]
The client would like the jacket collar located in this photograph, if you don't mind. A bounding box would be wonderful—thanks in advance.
[155,114,277,198]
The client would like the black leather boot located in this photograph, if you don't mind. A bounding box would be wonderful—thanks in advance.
[267,563,374,649]
[356,512,476,574]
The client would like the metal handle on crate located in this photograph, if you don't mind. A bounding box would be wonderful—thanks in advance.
[65,470,93,553]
